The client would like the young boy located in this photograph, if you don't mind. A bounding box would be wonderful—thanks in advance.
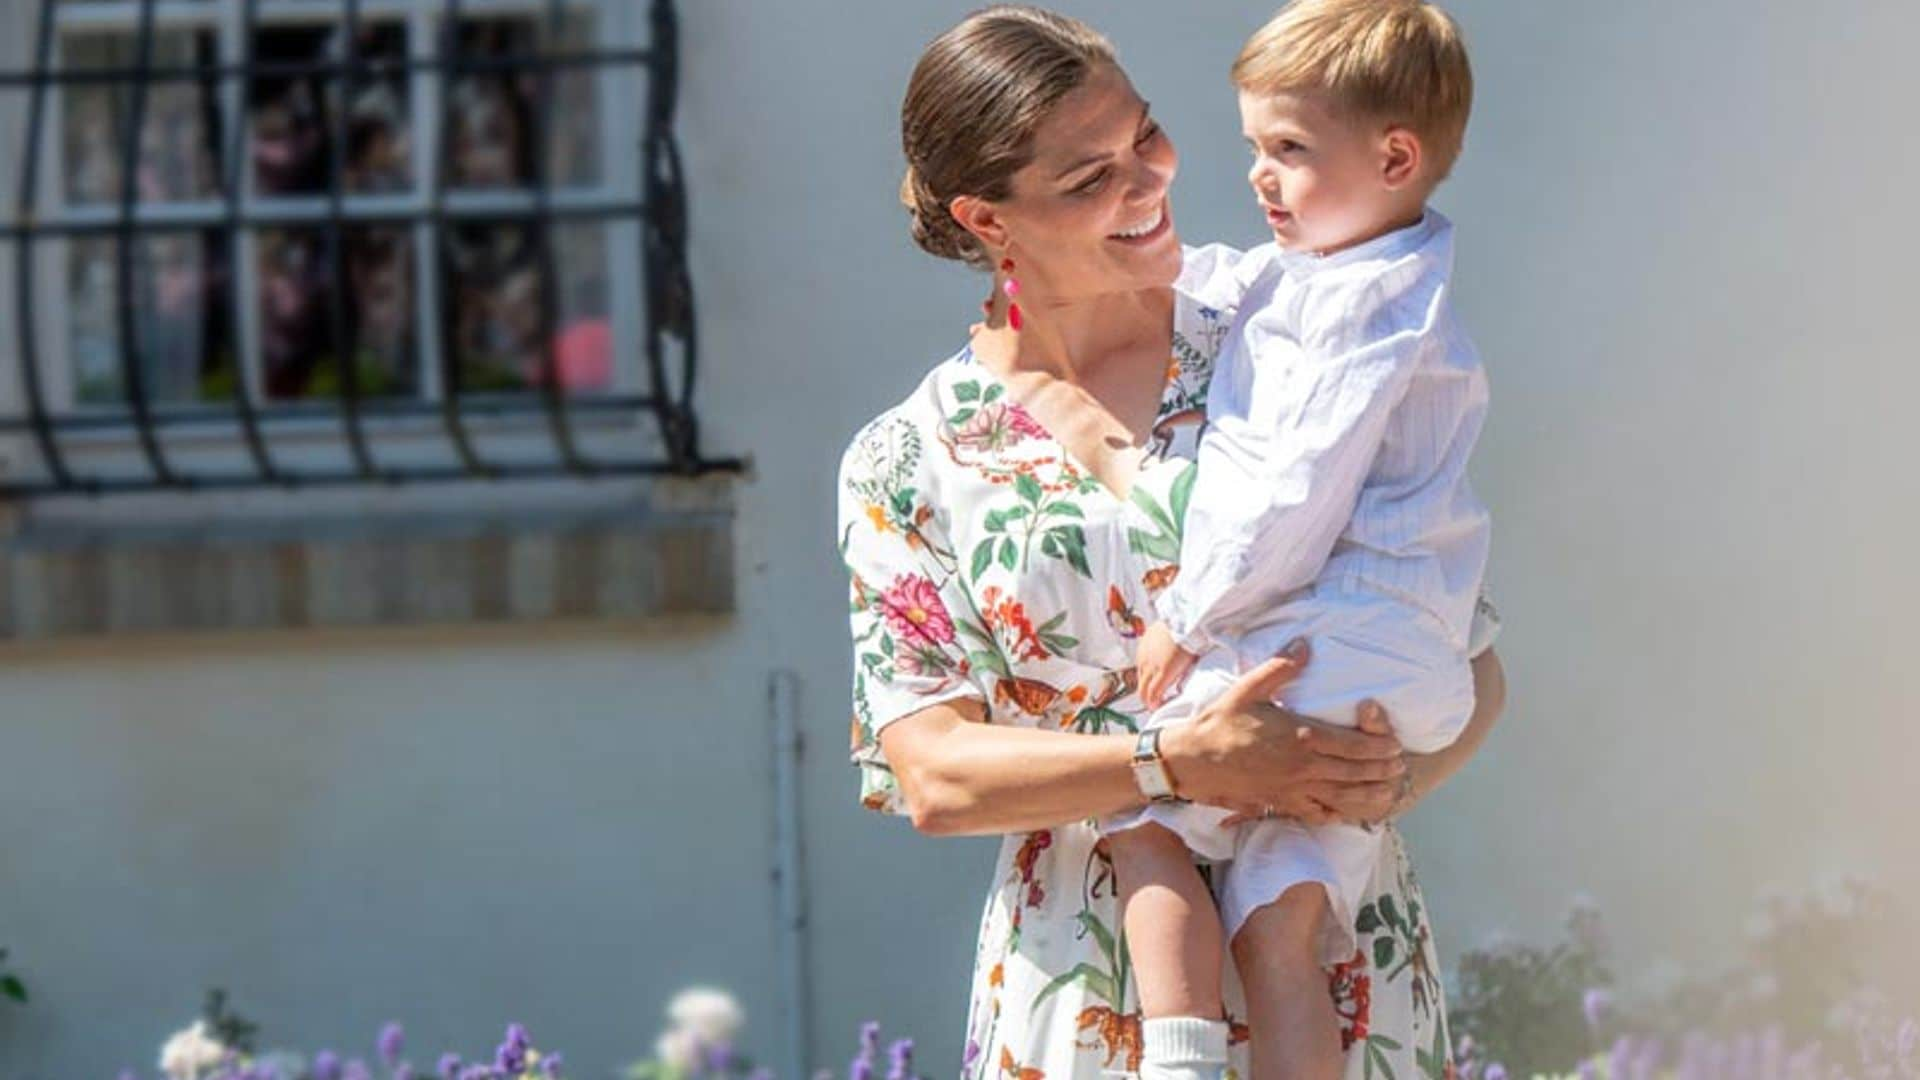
[1102,2,1490,1078]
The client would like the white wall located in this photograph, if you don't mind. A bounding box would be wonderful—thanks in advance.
[3,2,1918,1078]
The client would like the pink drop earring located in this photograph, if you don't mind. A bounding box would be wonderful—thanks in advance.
[999,257,1024,331]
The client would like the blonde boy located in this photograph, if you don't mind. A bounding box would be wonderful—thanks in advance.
[1103,3,1492,1079]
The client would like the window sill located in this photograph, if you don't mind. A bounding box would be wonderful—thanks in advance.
[0,472,735,640]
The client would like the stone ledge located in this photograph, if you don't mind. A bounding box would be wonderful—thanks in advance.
[0,480,734,640]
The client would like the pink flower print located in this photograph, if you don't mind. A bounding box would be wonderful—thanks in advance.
[881,575,956,648]
[1004,402,1049,439]
[954,402,1048,451]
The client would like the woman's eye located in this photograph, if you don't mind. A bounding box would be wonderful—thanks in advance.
[1074,169,1110,195]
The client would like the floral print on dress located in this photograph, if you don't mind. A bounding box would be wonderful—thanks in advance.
[840,247,1487,1080]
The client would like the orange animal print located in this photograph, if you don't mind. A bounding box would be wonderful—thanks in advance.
[999,1047,1045,1080]
[1105,586,1146,639]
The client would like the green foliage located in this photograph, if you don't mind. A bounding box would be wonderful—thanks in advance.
[201,988,259,1055]
[0,947,25,1005]
[1448,904,1611,1077]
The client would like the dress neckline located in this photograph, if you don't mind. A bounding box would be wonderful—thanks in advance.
[947,333,1187,506]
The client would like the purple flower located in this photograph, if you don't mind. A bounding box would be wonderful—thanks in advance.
[540,1052,564,1079]
[849,1058,873,1080]
[395,1067,416,1080]
[1607,1035,1634,1079]
[495,1039,527,1076]
[378,1023,406,1068]
[1482,1065,1506,1080]
[504,1025,530,1051]
[886,1038,914,1080]
[314,1051,344,1080]
[437,1053,463,1080]
[703,1043,736,1075]
[343,1059,373,1080]
[1581,987,1614,1033]
[457,1067,496,1080]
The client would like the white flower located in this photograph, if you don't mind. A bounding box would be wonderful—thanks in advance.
[665,986,745,1045]
[655,1026,704,1073]
[157,1020,229,1080]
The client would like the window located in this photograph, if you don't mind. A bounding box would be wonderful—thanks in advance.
[0,0,733,497]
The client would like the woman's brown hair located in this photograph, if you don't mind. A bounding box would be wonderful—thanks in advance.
[899,6,1117,269]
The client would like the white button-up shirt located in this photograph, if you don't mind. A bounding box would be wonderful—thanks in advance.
[1160,212,1492,657]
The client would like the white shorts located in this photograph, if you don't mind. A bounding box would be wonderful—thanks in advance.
[1103,590,1474,964]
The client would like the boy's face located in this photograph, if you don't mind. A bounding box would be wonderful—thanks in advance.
[1239,89,1410,255]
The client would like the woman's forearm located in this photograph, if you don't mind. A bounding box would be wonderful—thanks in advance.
[1403,647,1506,809]
[879,701,1149,836]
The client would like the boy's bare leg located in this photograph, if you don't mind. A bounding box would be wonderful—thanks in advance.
[1109,821,1225,1019]
[1109,822,1229,1080]
[1232,884,1344,1080]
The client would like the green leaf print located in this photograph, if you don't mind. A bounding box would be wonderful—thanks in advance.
[1168,463,1196,527]
[1077,910,1120,976]
[1069,706,1136,734]
[1129,487,1177,538]
[955,381,981,402]
[971,540,996,582]
[968,650,1010,679]
[1014,472,1044,505]
[997,538,1018,571]
[1049,525,1091,577]
[1356,901,1383,935]
[1031,963,1118,1016]
[1375,934,1398,972]
[1380,894,1406,935]
[984,383,1004,403]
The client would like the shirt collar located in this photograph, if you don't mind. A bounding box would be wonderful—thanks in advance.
[1272,209,1447,279]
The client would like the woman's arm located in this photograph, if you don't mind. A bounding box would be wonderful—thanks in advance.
[1389,646,1506,819]
[881,650,1408,837]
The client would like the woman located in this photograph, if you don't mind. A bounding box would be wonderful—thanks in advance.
[838,9,1506,1079]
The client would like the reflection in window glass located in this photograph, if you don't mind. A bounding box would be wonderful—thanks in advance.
[249,22,410,195]
[69,230,234,405]
[444,222,610,393]
[448,15,599,190]
[258,227,418,400]
[62,30,221,205]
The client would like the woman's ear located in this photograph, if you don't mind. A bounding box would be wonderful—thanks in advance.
[1380,127,1423,190]
[950,194,1010,254]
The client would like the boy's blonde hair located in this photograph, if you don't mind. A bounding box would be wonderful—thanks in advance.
[1233,0,1473,182]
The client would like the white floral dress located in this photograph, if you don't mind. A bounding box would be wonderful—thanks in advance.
[838,246,1491,1080]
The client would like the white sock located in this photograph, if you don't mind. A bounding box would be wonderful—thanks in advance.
[1138,1017,1229,1080]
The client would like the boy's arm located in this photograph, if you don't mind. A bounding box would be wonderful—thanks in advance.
[1160,278,1440,654]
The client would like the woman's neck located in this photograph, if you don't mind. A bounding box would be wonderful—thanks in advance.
[974,285,1172,384]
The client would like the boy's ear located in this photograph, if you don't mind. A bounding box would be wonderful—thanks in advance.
[950,194,1011,253]
[1380,127,1423,190]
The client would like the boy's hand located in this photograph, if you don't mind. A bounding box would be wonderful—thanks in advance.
[1137,622,1198,710]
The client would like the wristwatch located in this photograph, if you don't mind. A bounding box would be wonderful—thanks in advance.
[1130,729,1183,804]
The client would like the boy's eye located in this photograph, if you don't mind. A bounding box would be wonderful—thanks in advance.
[1278,139,1305,154]
[1136,122,1162,147]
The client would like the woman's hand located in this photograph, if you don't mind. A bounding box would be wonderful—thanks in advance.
[1159,639,1406,826]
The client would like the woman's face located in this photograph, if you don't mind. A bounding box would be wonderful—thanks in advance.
[977,64,1182,301]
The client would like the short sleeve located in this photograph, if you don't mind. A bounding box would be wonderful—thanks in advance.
[838,413,985,816]
[1467,586,1502,658]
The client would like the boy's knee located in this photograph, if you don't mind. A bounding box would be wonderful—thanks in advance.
[1232,883,1332,962]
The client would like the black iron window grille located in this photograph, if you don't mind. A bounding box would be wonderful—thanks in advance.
[0,0,739,500]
